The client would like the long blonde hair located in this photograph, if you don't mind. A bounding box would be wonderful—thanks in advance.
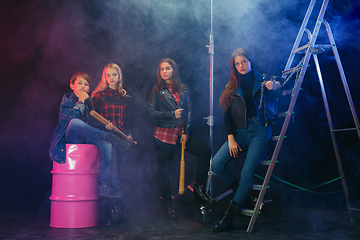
[92,63,124,96]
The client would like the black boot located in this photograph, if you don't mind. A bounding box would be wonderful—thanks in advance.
[98,179,122,198]
[213,200,240,233]
[105,132,131,152]
[103,198,127,226]
[163,199,177,220]
[193,184,215,205]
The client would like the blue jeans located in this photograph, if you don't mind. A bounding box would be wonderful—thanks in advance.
[211,117,272,206]
[110,148,128,191]
[65,118,112,180]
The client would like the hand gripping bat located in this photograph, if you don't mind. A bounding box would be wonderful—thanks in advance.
[90,110,137,145]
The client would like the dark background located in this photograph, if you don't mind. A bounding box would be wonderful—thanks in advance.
[0,0,359,215]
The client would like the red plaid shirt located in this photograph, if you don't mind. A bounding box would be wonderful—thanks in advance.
[154,83,183,145]
[92,88,129,131]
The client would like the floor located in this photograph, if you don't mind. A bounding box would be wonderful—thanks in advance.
[1,201,359,240]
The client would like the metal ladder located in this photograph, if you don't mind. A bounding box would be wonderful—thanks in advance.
[246,0,360,233]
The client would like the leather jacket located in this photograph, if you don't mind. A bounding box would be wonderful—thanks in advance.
[225,72,280,135]
[149,84,192,136]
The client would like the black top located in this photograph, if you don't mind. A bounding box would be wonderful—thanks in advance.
[240,70,257,118]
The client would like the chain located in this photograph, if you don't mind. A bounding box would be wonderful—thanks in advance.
[258,55,306,110]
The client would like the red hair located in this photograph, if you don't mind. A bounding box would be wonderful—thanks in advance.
[218,48,253,111]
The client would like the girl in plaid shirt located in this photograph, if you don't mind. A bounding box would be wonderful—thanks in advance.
[149,58,214,220]
[92,63,132,226]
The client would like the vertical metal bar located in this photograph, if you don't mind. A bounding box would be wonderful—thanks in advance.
[313,53,353,221]
[283,0,317,73]
[323,20,360,139]
[206,0,214,193]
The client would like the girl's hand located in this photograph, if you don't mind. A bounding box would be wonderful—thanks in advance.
[228,134,242,157]
[122,89,127,97]
[175,108,183,119]
[264,81,280,90]
[105,121,115,130]
[181,134,189,149]
[78,91,89,103]
[127,135,133,142]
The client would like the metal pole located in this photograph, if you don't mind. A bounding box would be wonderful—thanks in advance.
[206,0,214,193]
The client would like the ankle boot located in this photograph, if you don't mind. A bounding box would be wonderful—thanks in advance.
[105,132,131,152]
[98,179,122,198]
[104,198,128,226]
[213,200,240,233]
[163,200,177,220]
[193,184,215,205]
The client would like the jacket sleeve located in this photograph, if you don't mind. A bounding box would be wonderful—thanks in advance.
[125,95,132,136]
[183,87,192,136]
[92,92,102,113]
[59,95,84,122]
[224,107,234,136]
[148,87,176,120]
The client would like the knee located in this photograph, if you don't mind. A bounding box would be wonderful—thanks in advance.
[68,118,83,128]
[211,159,220,173]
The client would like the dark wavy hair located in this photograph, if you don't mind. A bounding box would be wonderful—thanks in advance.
[218,48,254,111]
[155,58,184,93]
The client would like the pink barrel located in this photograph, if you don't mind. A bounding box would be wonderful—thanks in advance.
[49,144,101,228]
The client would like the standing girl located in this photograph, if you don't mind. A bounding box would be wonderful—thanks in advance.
[91,63,132,225]
[148,58,214,220]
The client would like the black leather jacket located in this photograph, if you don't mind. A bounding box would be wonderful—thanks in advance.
[149,84,192,136]
[225,72,280,135]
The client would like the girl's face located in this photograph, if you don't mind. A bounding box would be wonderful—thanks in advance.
[105,67,120,89]
[234,55,252,75]
[70,76,90,95]
[160,62,174,83]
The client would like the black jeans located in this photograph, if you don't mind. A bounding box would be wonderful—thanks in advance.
[153,133,211,202]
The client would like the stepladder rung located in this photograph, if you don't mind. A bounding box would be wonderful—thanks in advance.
[272,135,287,141]
[293,43,332,54]
[278,111,295,118]
[332,127,360,132]
[252,184,270,191]
[261,160,278,165]
[241,209,259,217]
[282,90,292,96]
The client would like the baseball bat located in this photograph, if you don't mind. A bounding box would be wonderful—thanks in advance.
[90,110,137,145]
[179,141,185,194]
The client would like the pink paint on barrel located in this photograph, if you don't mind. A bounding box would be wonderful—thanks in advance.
[49,144,100,228]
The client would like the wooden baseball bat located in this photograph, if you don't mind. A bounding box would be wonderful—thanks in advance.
[90,110,137,145]
[179,141,185,194]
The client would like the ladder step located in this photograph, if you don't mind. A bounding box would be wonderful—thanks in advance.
[282,66,298,76]
[282,90,292,96]
[241,208,261,217]
[272,136,287,141]
[252,184,270,190]
[278,111,295,118]
[332,127,359,132]
[261,160,278,165]
[293,43,332,54]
